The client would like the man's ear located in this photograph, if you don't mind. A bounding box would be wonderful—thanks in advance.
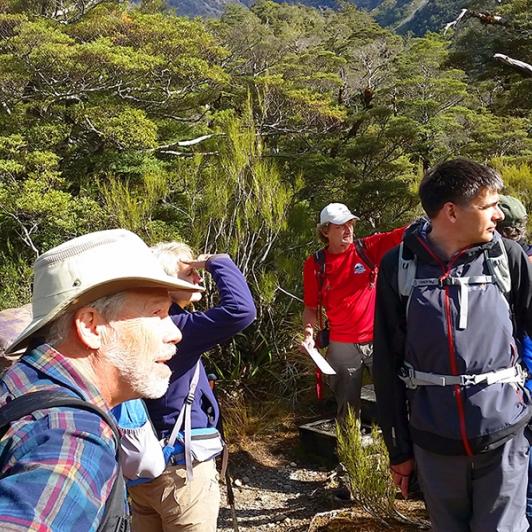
[441,202,458,223]
[73,306,104,350]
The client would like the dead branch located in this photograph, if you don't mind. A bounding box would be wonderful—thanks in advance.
[158,150,218,157]
[443,9,468,34]
[493,54,532,76]
[42,0,116,24]
[444,9,508,34]
[165,134,217,148]
[2,211,40,256]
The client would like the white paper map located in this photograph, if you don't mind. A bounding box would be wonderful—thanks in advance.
[301,340,336,375]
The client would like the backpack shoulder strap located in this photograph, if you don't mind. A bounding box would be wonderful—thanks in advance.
[98,465,128,532]
[0,390,120,444]
[397,241,417,298]
[313,249,326,285]
[354,238,376,272]
[313,248,327,324]
[167,360,202,446]
[0,390,129,532]
[355,238,377,288]
[167,360,202,481]
[484,238,511,296]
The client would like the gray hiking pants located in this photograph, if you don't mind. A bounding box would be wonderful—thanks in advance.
[326,341,373,421]
[414,430,529,532]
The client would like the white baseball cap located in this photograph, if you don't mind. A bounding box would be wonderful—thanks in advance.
[319,203,359,225]
[6,229,203,355]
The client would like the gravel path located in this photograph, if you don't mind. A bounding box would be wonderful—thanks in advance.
[216,442,429,532]
[218,448,340,531]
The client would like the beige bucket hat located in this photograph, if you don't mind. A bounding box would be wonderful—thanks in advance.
[6,229,203,355]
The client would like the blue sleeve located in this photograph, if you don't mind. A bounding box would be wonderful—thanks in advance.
[169,256,256,369]
[522,336,532,392]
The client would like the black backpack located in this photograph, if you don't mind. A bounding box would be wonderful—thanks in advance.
[0,390,130,532]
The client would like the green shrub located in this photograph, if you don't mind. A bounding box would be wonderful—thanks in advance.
[336,409,430,528]
[336,409,397,525]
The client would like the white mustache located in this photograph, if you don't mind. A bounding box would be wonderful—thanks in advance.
[159,347,177,361]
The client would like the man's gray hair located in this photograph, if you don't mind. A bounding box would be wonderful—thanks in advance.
[43,292,127,347]
[151,241,194,277]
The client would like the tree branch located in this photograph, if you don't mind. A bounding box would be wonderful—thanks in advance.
[2,210,40,256]
[444,9,507,34]
[493,54,532,76]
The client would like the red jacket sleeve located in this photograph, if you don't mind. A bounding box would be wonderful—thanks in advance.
[362,226,406,266]
[303,255,319,308]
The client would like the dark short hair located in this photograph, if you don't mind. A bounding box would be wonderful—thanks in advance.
[419,158,503,218]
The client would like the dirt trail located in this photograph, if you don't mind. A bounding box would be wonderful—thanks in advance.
[218,444,332,531]
[217,438,428,531]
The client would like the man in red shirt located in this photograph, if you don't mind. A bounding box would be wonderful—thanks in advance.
[302,203,404,420]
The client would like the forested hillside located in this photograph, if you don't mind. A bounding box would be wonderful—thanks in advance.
[0,0,530,394]
[167,0,254,18]
[170,0,472,37]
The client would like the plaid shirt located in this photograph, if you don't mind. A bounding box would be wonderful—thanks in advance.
[0,345,120,531]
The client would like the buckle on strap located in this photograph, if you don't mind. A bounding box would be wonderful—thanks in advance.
[459,366,522,386]
[458,374,477,386]
[398,364,417,389]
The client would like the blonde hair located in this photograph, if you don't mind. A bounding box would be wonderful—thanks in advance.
[316,223,329,244]
[151,241,195,276]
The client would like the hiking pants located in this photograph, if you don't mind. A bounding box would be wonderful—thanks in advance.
[326,341,373,421]
[413,430,529,532]
[129,459,220,532]
[525,427,532,528]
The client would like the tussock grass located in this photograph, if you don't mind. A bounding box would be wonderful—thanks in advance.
[218,391,294,447]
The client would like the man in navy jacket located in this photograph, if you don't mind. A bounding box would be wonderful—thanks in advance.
[374,159,532,531]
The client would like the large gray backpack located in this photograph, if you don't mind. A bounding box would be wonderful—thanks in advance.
[395,236,526,392]
[398,237,511,330]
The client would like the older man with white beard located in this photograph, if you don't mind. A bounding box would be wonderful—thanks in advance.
[0,229,200,531]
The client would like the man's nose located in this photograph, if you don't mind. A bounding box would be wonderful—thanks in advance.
[165,318,182,345]
[494,205,505,221]
[192,270,203,284]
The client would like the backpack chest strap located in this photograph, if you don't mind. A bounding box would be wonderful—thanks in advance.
[412,275,493,288]
[399,362,526,389]
[412,275,493,329]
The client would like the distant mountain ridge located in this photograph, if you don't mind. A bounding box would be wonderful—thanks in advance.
[168,0,252,17]
[169,0,467,36]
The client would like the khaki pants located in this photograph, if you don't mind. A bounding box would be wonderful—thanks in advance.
[129,459,220,532]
